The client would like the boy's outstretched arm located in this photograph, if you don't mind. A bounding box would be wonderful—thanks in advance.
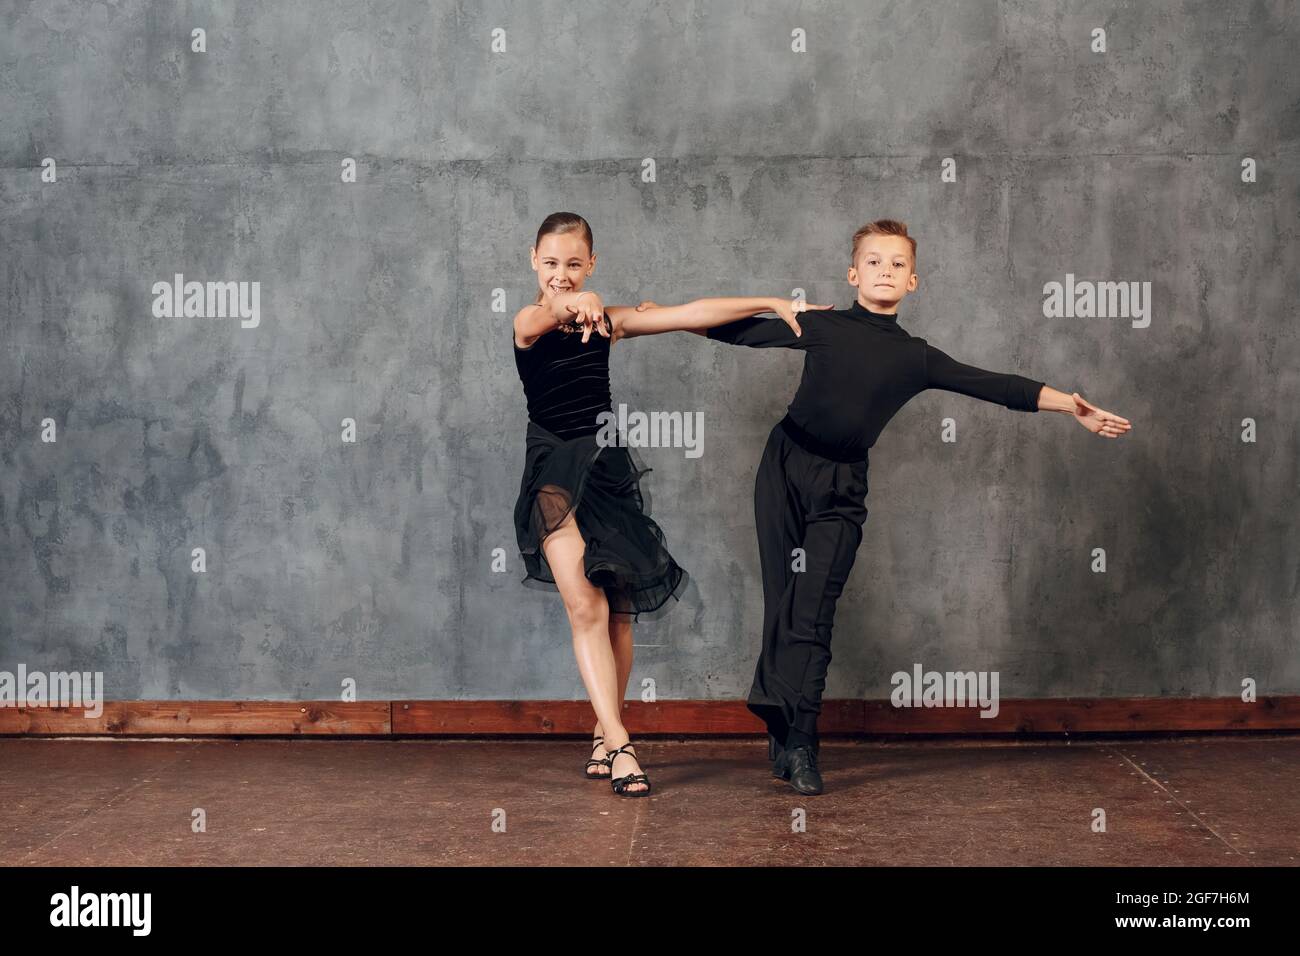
[1041,386,1132,437]
[922,340,1131,438]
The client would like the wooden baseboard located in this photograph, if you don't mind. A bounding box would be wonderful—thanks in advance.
[1,697,1296,736]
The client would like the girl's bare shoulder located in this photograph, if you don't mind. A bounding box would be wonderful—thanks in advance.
[513,303,546,349]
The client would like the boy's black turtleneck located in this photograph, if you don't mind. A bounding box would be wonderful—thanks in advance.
[706,298,1044,462]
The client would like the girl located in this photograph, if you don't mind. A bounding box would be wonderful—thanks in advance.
[512,211,829,797]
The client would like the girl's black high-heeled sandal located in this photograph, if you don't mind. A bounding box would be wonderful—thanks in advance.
[584,735,612,779]
[605,742,652,797]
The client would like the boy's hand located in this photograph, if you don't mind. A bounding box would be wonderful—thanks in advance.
[1072,393,1132,438]
[771,298,834,338]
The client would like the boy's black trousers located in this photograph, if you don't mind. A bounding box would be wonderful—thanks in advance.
[746,417,870,747]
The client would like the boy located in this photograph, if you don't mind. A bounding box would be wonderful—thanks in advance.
[703,219,1131,794]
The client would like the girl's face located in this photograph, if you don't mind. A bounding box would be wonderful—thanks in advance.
[531,232,595,300]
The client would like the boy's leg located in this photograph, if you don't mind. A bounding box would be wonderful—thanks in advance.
[785,503,867,745]
[746,426,805,747]
[752,454,869,750]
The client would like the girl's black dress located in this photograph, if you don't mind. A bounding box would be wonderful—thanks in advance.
[512,313,686,618]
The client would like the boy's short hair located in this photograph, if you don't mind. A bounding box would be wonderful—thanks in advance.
[851,219,917,270]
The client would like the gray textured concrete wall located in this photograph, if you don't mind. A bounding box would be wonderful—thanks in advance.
[2,1,1296,703]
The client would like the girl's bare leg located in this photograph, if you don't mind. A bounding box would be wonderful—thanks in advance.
[541,508,647,792]
[592,612,634,773]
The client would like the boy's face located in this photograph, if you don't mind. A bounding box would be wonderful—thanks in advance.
[848,235,918,310]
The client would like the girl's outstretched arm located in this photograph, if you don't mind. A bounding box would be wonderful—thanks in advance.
[606,297,832,343]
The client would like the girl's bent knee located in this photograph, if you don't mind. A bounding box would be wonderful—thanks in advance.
[565,596,607,632]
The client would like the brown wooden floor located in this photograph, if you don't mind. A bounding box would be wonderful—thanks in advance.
[3,735,1297,866]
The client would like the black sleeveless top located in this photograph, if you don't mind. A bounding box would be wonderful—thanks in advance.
[513,312,614,439]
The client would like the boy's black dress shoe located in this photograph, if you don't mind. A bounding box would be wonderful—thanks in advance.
[773,745,824,795]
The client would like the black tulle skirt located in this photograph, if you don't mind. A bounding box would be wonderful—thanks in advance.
[514,420,688,619]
